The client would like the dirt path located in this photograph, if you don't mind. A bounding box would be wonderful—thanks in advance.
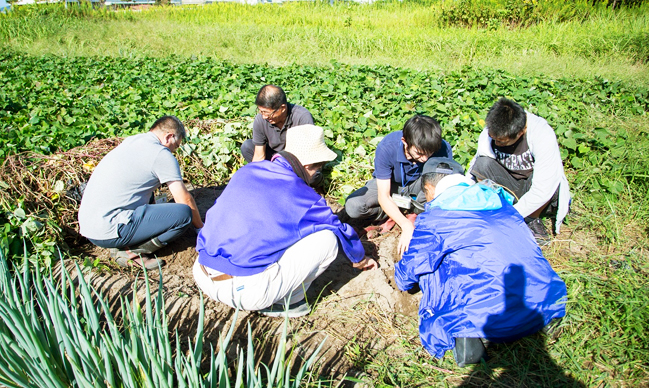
[69,185,422,384]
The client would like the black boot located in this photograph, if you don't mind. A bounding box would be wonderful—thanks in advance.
[130,237,166,255]
[453,337,487,367]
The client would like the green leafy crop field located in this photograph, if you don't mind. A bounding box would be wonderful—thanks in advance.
[1,52,647,195]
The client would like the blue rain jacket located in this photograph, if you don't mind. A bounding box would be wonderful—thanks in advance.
[395,183,567,358]
[197,156,365,276]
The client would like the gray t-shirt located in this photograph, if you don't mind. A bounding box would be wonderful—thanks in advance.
[78,132,183,240]
[252,104,314,152]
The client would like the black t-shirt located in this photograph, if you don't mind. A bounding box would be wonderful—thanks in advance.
[492,133,534,179]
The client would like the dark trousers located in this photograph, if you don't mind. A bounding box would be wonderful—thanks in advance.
[240,139,276,163]
[471,156,558,216]
[88,203,192,249]
[344,178,427,219]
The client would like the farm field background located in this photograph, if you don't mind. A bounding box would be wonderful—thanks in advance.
[0,0,648,387]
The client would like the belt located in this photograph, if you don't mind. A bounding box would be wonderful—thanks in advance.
[200,264,233,281]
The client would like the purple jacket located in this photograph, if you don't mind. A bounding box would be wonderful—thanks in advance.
[197,156,365,276]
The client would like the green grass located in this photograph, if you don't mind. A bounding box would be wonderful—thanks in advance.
[1,2,648,85]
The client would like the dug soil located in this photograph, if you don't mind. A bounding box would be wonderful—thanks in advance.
[68,185,422,385]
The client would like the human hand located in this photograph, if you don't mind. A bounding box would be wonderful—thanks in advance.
[397,222,415,257]
[353,256,378,271]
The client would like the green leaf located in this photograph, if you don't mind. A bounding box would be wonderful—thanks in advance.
[562,137,577,151]
[13,208,26,219]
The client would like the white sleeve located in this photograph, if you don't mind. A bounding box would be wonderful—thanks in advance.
[466,128,493,178]
[513,114,564,217]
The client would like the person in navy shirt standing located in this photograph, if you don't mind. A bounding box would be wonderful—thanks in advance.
[344,114,453,256]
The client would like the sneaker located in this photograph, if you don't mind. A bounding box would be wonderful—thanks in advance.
[525,217,551,246]
[258,300,311,318]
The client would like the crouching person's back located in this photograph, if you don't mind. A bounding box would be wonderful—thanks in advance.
[394,162,567,365]
[194,125,377,318]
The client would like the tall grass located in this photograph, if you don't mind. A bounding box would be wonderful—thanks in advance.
[0,1,647,84]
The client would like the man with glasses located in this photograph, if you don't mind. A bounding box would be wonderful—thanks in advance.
[240,84,314,163]
[344,114,453,256]
[78,115,203,269]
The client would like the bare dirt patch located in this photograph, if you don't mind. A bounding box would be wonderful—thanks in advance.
[69,185,422,384]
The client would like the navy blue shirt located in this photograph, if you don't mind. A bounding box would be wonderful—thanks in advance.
[373,131,453,186]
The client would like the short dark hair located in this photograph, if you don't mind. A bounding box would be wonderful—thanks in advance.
[485,98,527,139]
[421,171,447,199]
[402,114,442,156]
[255,85,287,110]
[150,115,186,140]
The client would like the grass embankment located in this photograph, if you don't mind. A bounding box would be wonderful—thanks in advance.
[0,1,648,84]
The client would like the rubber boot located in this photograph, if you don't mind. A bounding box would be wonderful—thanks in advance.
[453,337,487,367]
[130,237,166,255]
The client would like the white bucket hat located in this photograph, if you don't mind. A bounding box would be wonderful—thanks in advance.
[285,124,337,166]
[434,174,475,198]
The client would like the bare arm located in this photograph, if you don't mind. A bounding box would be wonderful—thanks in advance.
[352,256,378,270]
[167,180,204,229]
[376,179,414,256]
[251,145,267,162]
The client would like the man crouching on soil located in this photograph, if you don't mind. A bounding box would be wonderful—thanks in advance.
[395,163,567,366]
[78,116,203,270]
[194,124,377,318]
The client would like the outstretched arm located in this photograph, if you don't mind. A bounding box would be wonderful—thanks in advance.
[167,180,204,229]
[376,179,414,257]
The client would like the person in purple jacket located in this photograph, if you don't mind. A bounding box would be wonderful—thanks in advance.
[194,124,378,318]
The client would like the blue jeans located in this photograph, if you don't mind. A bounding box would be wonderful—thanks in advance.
[88,203,192,249]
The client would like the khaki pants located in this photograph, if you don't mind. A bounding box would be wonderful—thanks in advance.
[193,230,339,311]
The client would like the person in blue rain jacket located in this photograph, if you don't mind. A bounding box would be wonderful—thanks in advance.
[395,167,567,365]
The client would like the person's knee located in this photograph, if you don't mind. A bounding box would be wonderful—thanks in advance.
[173,204,193,236]
[471,156,492,175]
[471,156,507,183]
[344,187,371,218]
[179,204,193,227]
[240,139,254,163]
[319,229,337,249]
[344,198,365,219]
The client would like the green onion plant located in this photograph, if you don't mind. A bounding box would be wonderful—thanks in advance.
[0,249,325,387]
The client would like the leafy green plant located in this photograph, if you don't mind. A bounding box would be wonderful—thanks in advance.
[0,249,326,387]
[0,199,62,269]
[178,118,253,186]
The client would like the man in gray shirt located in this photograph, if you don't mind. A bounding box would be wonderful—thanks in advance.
[240,84,314,163]
[78,116,203,269]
